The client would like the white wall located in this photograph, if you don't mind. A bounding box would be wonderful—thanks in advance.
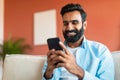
[0,0,4,44]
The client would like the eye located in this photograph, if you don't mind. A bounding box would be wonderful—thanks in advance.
[72,20,79,25]
[63,21,69,26]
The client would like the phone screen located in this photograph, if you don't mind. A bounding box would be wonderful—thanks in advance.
[47,37,63,50]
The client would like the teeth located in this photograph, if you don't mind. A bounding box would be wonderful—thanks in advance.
[67,32,76,36]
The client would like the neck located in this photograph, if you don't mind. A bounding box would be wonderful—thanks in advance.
[67,36,84,48]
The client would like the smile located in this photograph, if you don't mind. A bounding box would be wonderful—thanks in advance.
[67,32,76,36]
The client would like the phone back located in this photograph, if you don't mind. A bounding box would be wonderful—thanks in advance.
[47,37,62,50]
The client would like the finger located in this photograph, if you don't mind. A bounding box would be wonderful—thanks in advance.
[47,49,55,57]
[47,49,56,62]
[59,41,69,54]
[54,50,66,58]
[56,62,65,68]
[49,56,63,66]
[48,55,59,66]
[50,53,58,59]
[52,55,66,63]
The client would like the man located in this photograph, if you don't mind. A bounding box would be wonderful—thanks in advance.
[42,3,114,80]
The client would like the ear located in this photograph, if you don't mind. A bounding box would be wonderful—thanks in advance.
[83,21,87,30]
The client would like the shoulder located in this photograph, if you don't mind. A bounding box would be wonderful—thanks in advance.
[86,39,110,57]
[87,40,107,49]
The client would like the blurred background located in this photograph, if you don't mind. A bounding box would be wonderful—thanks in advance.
[0,0,120,55]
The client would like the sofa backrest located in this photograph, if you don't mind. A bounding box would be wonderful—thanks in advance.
[2,54,46,80]
[2,51,120,80]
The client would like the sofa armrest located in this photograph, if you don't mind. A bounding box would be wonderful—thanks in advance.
[111,51,120,80]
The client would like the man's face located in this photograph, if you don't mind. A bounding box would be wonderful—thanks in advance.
[62,10,86,43]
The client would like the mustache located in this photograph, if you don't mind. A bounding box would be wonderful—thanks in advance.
[65,30,78,34]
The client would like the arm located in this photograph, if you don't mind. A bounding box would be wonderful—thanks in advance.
[42,49,59,80]
[56,42,114,80]
[83,47,114,80]
[54,42,84,79]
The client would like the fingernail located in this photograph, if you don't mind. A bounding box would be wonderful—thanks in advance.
[51,49,55,51]
[59,41,62,44]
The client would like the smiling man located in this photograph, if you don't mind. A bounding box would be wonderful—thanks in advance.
[42,3,114,80]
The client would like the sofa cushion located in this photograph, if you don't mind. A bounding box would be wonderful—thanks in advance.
[3,54,46,80]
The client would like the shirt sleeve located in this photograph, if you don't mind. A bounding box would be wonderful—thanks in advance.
[83,48,114,80]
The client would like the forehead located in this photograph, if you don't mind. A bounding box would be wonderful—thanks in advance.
[62,10,82,21]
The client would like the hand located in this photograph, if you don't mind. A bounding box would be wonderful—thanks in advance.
[45,49,61,79]
[53,42,84,79]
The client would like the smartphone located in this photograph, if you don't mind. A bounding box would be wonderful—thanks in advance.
[47,37,63,50]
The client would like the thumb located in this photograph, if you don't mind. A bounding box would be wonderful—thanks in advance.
[59,41,69,54]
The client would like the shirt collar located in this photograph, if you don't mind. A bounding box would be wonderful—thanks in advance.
[80,36,87,49]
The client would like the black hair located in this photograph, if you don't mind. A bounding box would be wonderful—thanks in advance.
[60,3,87,22]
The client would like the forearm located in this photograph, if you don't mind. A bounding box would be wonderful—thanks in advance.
[73,65,84,80]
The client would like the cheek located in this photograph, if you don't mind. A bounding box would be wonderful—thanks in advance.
[76,24,82,30]
[62,26,66,31]
[62,27,65,33]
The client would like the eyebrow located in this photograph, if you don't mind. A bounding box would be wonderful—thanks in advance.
[63,20,79,23]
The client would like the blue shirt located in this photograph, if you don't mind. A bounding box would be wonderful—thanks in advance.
[42,37,114,80]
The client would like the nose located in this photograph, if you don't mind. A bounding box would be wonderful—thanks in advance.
[66,22,74,31]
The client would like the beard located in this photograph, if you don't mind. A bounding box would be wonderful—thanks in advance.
[63,25,84,43]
